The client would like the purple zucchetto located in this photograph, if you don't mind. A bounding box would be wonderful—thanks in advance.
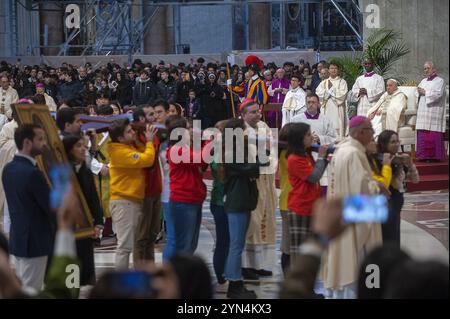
[348,115,368,128]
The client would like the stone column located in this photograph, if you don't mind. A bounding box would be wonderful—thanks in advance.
[248,3,272,50]
[39,2,64,56]
[143,5,171,54]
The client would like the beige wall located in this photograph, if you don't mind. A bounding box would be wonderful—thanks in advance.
[361,0,449,83]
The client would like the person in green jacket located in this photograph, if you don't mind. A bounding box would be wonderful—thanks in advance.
[221,118,262,299]
[209,120,229,288]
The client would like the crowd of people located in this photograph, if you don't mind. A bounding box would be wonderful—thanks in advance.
[0,55,448,299]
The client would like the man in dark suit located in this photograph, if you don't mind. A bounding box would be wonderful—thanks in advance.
[2,123,55,291]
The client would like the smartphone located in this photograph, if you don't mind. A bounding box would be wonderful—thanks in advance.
[109,81,118,89]
[49,164,71,210]
[152,123,166,129]
[109,271,155,297]
[342,195,388,223]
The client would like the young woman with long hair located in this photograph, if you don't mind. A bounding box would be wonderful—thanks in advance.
[63,134,104,285]
[286,122,329,265]
[377,130,419,247]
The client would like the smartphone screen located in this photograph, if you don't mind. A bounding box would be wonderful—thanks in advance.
[110,271,155,297]
[49,164,71,210]
[342,195,388,223]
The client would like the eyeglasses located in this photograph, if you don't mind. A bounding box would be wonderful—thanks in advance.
[362,127,375,132]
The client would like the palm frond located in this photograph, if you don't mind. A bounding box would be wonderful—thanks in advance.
[364,29,410,78]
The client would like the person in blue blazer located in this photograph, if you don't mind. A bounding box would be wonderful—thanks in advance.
[2,123,56,291]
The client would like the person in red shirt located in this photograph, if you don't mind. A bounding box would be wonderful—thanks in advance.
[166,115,209,257]
[133,109,163,263]
[286,122,329,266]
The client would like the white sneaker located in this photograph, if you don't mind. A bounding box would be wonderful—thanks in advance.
[215,281,229,293]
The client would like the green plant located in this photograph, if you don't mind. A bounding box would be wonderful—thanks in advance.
[329,54,364,89]
[364,29,411,81]
[329,28,411,88]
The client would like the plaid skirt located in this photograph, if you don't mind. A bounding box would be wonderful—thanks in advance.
[288,212,312,257]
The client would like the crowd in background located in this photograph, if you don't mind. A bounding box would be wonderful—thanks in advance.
[0,56,448,300]
[0,57,326,128]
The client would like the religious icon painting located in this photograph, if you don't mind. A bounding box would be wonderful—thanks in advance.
[11,103,94,239]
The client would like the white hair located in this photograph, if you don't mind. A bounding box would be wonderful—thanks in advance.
[387,78,399,86]
[424,61,435,69]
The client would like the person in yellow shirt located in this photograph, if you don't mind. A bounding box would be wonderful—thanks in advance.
[366,137,392,188]
[108,118,157,270]
[278,124,292,277]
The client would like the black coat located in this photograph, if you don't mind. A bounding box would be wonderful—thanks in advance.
[177,80,194,108]
[58,80,83,105]
[156,79,177,103]
[310,73,321,93]
[115,79,133,106]
[133,78,156,106]
[73,161,103,285]
[73,162,104,227]
[202,82,227,125]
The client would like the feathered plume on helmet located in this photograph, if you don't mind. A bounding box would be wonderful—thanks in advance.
[244,55,264,72]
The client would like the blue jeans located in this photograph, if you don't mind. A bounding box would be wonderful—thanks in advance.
[162,202,175,261]
[168,201,202,256]
[210,204,229,282]
[224,211,251,281]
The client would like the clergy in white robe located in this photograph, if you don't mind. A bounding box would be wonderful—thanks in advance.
[0,120,18,233]
[351,59,385,117]
[0,76,19,119]
[291,93,337,187]
[315,63,348,138]
[367,79,407,137]
[415,62,447,161]
[281,74,306,127]
[242,100,278,274]
[322,116,382,299]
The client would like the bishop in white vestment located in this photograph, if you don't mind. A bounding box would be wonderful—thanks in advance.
[322,116,382,299]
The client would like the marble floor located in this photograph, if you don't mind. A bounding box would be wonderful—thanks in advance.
[92,183,449,299]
